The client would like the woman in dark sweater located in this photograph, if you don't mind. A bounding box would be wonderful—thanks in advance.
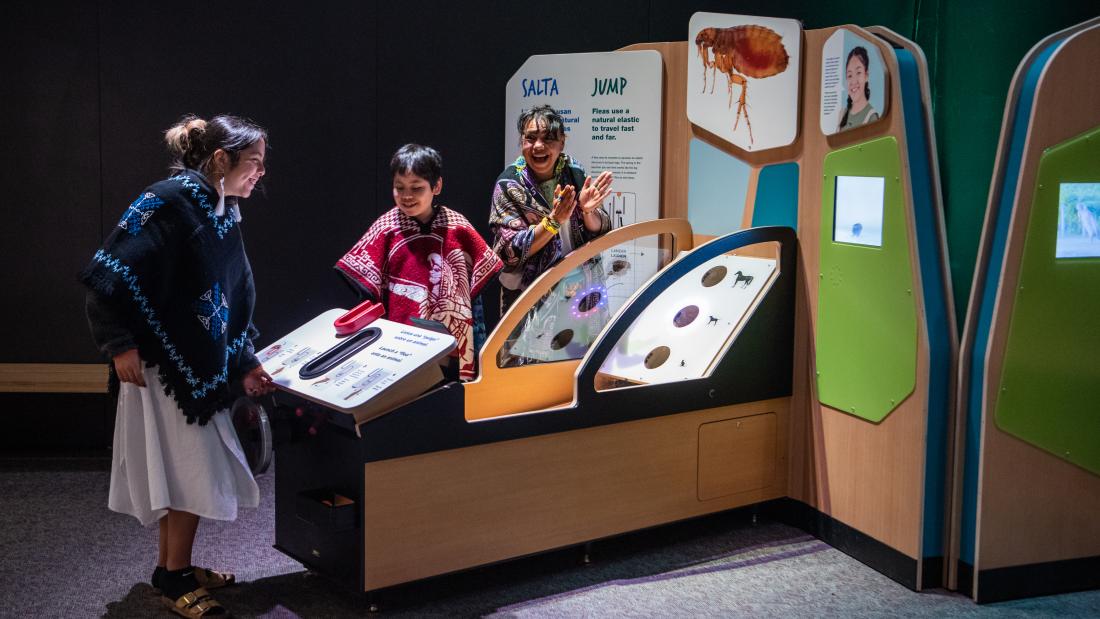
[81,114,274,617]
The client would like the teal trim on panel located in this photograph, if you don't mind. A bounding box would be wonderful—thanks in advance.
[961,39,1064,565]
[895,46,953,562]
[687,138,751,236]
[752,162,799,231]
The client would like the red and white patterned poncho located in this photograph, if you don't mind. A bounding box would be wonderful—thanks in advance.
[335,206,502,380]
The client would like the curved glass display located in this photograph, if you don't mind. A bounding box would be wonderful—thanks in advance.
[498,234,674,368]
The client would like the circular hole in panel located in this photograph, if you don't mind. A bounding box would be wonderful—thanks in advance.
[673,305,700,328]
[577,291,602,313]
[550,329,574,351]
[611,259,631,275]
[644,346,671,369]
[701,265,727,287]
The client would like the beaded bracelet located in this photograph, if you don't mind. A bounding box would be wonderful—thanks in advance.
[541,217,561,235]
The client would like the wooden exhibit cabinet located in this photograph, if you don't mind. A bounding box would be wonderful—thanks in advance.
[271,17,955,597]
[954,17,1100,603]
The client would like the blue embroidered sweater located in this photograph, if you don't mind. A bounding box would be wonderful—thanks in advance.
[81,170,260,425]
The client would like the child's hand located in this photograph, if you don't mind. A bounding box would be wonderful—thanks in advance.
[113,349,146,387]
[551,184,576,224]
[243,365,276,397]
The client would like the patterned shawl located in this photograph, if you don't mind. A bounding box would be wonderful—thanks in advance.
[80,170,259,425]
[335,206,501,381]
[489,154,611,294]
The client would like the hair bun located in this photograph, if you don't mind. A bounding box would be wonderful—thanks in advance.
[164,115,208,163]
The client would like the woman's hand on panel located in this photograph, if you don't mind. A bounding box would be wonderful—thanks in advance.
[243,365,276,397]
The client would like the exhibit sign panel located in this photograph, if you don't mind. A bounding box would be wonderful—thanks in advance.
[687,12,802,152]
[504,50,663,228]
[505,50,664,315]
[259,310,455,419]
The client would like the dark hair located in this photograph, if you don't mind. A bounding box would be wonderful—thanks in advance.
[839,47,872,129]
[516,104,565,141]
[164,114,267,174]
[390,143,443,186]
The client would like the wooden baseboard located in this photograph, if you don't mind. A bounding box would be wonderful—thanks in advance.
[0,364,108,393]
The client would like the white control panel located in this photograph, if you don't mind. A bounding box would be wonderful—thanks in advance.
[259,309,455,420]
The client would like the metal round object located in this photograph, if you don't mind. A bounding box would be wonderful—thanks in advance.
[231,397,272,475]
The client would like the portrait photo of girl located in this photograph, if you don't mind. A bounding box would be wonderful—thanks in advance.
[819,29,888,136]
[838,46,880,130]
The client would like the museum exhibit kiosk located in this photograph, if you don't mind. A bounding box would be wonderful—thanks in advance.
[253,12,1097,604]
[952,16,1100,603]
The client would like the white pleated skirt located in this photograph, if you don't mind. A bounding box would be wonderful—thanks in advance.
[108,365,259,527]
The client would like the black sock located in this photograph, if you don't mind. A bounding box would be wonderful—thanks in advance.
[152,565,166,590]
[161,566,199,601]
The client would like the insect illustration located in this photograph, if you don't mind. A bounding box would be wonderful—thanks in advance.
[695,25,790,145]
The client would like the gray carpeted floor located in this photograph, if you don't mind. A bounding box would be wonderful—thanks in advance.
[2,458,1098,618]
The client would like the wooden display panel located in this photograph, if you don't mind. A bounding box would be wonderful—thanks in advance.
[629,26,934,582]
[973,23,1100,576]
[868,25,960,592]
[698,412,777,500]
[361,398,789,591]
[788,26,931,572]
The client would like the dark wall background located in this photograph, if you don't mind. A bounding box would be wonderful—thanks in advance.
[2,0,1097,366]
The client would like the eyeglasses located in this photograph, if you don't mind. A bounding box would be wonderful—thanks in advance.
[522,134,562,146]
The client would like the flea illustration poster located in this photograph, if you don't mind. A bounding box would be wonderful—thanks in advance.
[687,12,802,152]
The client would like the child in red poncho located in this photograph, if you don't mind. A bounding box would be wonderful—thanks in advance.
[336,144,502,380]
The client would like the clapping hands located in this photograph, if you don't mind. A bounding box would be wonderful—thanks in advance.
[578,171,613,214]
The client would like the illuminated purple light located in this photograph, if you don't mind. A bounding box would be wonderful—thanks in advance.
[571,285,608,318]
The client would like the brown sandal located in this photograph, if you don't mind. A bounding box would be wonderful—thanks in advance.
[162,587,228,617]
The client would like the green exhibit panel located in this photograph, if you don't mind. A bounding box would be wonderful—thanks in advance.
[816,137,917,422]
[994,124,1100,475]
